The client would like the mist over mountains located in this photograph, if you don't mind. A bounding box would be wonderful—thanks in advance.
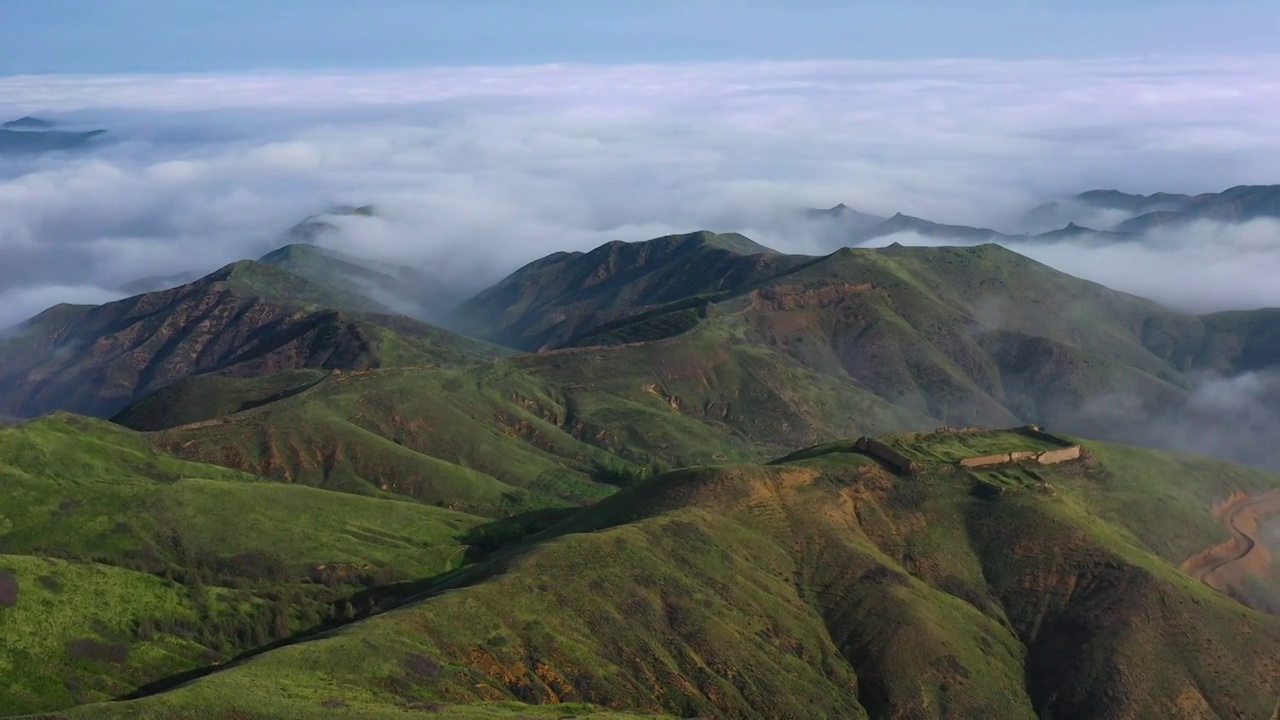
[3,59,1279,475]
[3,58,1280,333]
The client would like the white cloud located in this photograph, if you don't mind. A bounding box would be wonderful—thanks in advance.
[0,285,123,331]
[0,55,1279,331]
[1009,220,1280,312]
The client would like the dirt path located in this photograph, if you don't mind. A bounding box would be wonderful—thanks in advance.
[1181,489,1280,599]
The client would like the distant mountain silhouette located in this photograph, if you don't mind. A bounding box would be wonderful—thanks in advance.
[802,203,888,231]
[0,115,106,153]
[853,212,1016,243]
[1117,185,1280,232]
[1023,185,1280,234]
[1031,222,1136,243]
[2,116,55,130]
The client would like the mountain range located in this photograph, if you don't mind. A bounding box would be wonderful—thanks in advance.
[0,116,106,154]
[803,184,1280,247]
[0,187,1278,718]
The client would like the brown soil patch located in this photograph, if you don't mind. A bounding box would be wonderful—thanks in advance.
[0,569,17,608]
[67,638,129,664]
[1181,488,1280,611]
[402,652,442,681]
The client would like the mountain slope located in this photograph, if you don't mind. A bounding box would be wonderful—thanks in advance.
[1021,190,1195,232]
[49,430,1280,719]
[850,213,1016,244]
[119,242,1280,481]
[0,414,485,715]
[1026,185,1280,234]
[127,326,934,514]
[1117,184,1280,232]
[3,116,56,130]
[802,203,888,231]
[1030,222,1136,243]
[452,231,808,351]
[537,242,1280,458]
[0,261,497,418]
[258,242,451,319]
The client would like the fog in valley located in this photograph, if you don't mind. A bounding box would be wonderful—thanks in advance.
[3,57,1279,467]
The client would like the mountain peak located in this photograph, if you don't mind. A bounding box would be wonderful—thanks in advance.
[603,230,776,256]
[258,242,348,265]
[692,230,776,255]
[326,204,376,217]
[2,116,54,130]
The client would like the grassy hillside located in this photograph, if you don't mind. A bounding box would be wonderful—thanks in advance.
[0,261,500,419]
[109,242,1280,508]
[258,243,439,319]
[134,320,935,515]
[452,231,808,350]
[111,369,329,431]
[42,430,1279,719]
[0,414,485,715]
[545,242,1277,461]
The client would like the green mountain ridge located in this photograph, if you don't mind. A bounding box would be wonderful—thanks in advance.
[8,425,1275,718]
[452,230,807,351]
[0,260,496,419]
[1024,185,1280,234]
[0,413,486,715]
[456,237,1280,465]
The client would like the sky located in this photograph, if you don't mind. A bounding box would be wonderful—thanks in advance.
[3,0,1280,74]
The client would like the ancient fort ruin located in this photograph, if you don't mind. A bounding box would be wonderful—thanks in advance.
[958,445,1082,468]
[852,436,922,474]
[851,425,1083,474]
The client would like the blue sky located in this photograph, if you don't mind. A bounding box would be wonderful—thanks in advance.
[2,0,1278,74]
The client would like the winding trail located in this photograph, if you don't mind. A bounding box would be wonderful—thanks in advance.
[1181,489,1280,602]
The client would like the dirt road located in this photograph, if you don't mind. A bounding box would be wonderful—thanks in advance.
[1181,489,1280,601]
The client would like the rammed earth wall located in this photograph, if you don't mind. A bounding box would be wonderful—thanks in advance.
[958,445,1082,469]
[854,437,921,474]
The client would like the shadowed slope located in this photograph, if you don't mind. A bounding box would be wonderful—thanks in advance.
[452,231,808,351]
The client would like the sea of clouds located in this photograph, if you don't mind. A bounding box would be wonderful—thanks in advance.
[3,56,1280,329]
[3,57,1280,469]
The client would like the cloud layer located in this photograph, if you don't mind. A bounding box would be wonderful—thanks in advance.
[2,56,1280,332]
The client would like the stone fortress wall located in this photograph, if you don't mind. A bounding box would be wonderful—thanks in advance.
[955,425,1083,469]
[852,436,922,475]
[850,425,1083,475]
